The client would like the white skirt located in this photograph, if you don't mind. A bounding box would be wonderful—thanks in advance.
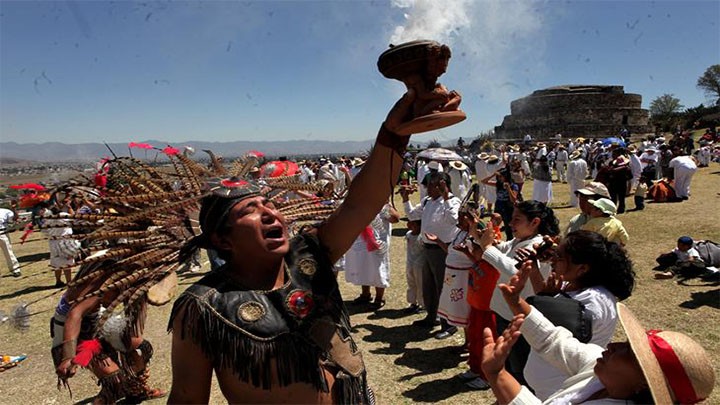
[437,266,470,327]
[532,180,553,203]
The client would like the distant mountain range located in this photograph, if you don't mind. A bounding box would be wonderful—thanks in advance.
[0,139,384,162]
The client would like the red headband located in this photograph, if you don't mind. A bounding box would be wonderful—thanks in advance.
[646,330,701,404]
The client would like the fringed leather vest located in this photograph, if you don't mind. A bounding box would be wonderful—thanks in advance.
[168,233,370,404]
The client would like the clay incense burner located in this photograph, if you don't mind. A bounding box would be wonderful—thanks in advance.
[377,40,466,136]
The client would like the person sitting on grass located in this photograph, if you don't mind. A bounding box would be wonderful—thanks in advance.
[654,236,706,280]
[580,198,629,246]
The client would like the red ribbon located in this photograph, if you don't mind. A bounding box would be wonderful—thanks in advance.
[646,329,701,404]
[360,226,380,252]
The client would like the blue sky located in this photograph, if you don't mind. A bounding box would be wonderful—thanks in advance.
[1,0,718,145]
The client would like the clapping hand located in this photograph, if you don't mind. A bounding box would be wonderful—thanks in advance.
[481,314,524,378]
[499,260,532,316]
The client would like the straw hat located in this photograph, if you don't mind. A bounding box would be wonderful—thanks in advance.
[351,157,365,167]
[569,150,582,160]
[486,154,500,164]
[618,303,715,404]
[509,145,520,152]
[576,137,586,143]
[449,160,467,171]
[537,142,546,148]
[477,152,489,160]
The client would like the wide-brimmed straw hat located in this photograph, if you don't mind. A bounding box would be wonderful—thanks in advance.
[486,154,500,164]
[449,160,467,171]
[351,157,365,167]
[618,303,715,404]
[569,150,582,160]
[477,152,489,160]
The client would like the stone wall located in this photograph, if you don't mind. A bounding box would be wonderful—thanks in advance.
[494,85,652,140]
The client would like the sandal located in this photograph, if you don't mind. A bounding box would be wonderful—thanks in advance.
[368,299,385,310]
[124,388,168,403]
[351,294,372,305]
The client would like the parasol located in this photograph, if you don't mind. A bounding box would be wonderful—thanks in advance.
[9,183,45,191]
[601,137,626,147]
[416,148,463,161]
[259,160,299,178]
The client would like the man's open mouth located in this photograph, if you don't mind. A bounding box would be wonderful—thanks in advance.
[264,227,284,239]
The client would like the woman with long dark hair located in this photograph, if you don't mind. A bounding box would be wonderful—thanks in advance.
[521,230,635,400]
[472,200,560,384]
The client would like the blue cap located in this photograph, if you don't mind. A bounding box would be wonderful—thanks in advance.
[678,236,693,245]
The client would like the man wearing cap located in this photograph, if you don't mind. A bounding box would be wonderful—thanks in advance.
[400,171,461,329]
[566,150,588,207]
[447,160,471,200]
[565,181,611,235]
[167,91,420,404]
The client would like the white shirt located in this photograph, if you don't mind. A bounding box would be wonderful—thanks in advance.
[448,169,471,200]
[639,152,658,168]
[673,246,701,262]
[524,286,618,400]
[629,153,642,177]
[0,208,14,230]
[669,155,697,170]
[556,149,569,162]
[482,235,551,321]
[403,195,461,244]
[567,158,588,180]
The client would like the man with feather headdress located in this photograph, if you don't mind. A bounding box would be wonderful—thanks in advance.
[167,92,421,404]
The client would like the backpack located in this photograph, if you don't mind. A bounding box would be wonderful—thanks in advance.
[648,180,677,202]
[694,240,720,267]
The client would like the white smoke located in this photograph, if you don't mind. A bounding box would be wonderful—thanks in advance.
[388,0,549,102]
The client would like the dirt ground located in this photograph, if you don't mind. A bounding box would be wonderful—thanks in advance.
[1,165,718,404]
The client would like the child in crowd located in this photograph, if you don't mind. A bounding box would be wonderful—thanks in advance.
[454,212,503,390]
[581,198,629,246]
[654,236,706,279]
[633,175,649,211]
[404,212,424,314]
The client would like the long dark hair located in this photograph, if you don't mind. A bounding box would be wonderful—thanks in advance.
[564,230,635,300]
[514,200,560,236]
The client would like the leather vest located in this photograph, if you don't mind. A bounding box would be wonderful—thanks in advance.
[169,232,369,404]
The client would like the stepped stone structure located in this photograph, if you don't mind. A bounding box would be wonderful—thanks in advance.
[494,85,652,140]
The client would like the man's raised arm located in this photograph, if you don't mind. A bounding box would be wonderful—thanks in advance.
[319,91,416,262]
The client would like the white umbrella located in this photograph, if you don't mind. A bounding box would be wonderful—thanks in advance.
[416,148,463,161]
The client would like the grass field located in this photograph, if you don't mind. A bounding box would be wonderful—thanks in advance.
[1,165,718,404]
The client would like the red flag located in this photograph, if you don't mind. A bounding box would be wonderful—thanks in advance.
[129,142,154,149]
[162,146,180,156]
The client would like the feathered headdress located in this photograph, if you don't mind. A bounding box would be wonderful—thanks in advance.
[42,149,343,334]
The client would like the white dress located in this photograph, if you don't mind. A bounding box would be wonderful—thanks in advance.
[437,231,472,327]
[344,205,392,288]
[43,212,80,268]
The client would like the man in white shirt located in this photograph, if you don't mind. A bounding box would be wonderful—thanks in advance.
[555,146,569,182]
[401,172,460,328]
[474,153,489,206]
[669,154,698,199]
[566,151,589,207]
[639,148,658,169]
[0,201,21,277]
[447,160,471,200]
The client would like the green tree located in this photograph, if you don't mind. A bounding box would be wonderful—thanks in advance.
[696,64,720,106]
[649,94,684,131]
[427,139,442,148]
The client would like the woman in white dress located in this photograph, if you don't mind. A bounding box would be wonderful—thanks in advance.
[345,203,400,309]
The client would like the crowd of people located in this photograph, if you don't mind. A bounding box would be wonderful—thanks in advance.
[0,115,718,404]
